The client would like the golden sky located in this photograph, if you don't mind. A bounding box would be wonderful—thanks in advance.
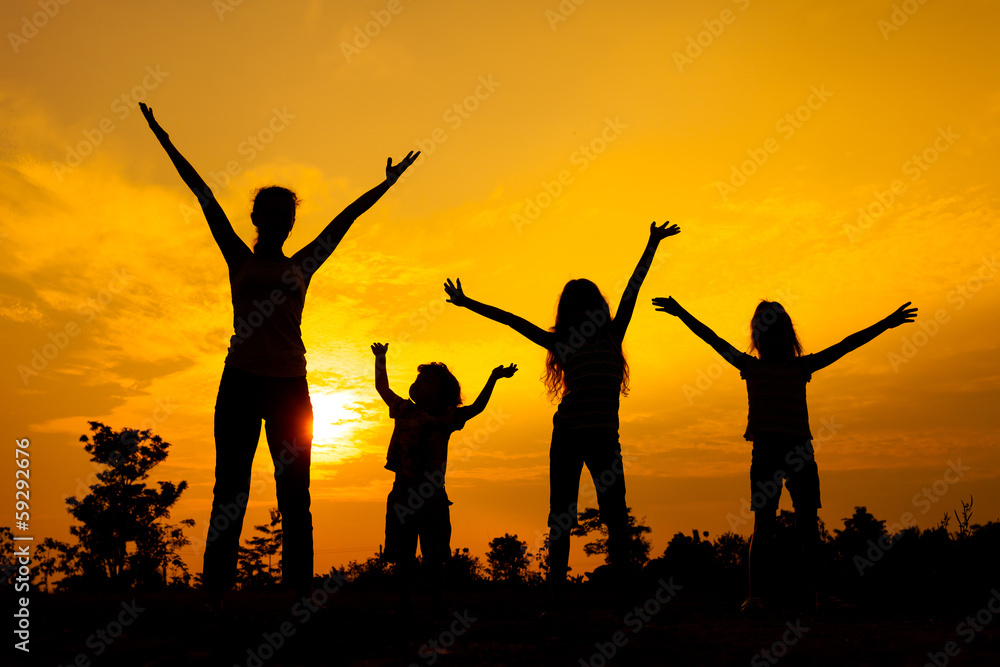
[2,0,999,577]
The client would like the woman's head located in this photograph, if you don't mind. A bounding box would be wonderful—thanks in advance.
[409,362,462,410]
[250,186,300,250]
[544,279,629,399]
[749,300,802,360]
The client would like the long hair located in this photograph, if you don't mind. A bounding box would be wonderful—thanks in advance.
[749,300,802,361]
[417,362,463,408]
[251,186,300,248]
[544,279,629,399]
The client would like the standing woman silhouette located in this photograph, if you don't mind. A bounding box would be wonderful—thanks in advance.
[444,222,680,604]
[139,103,418,606]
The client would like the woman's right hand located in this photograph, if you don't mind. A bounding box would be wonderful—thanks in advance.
[444,278,469,307]
[371,342,388,357]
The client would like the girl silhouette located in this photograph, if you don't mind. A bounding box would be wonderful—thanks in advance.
[445,222,680,604]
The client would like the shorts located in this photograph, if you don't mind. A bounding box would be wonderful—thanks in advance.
[749,433,820,513]
[384,478,452,564]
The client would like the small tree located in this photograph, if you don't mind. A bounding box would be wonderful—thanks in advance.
[65,421,193,590]
[572,506,653,569]
[237,508,282,588]
[487,533,531,583]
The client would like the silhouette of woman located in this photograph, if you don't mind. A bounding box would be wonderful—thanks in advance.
[653,295,917,612]
[139,103,418,607]
[445,222,680,604]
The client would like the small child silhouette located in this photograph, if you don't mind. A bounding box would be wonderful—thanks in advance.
[372,342,516,615]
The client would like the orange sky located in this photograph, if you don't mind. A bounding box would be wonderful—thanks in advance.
[2,0,999,578]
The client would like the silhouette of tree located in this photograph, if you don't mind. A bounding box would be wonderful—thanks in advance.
[487,533,531,583]
[65,421,194,590]
[447,547,484,584]
[237,508,282,588]
[571,506,652,569]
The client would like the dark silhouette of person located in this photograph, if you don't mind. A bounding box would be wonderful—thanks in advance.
[652,295,917,613]
[372,343,516,615]
[444,222,680,607]
[139,102,418,609]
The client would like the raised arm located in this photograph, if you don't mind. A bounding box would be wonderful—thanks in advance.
[292,152,419,277]
[371,342,403,407]
[653,296,747,370]
[612,222,681,342]
[444,279,556,349]
[806,302,917,373]
[139,103,249,266]
[458,363,518,422]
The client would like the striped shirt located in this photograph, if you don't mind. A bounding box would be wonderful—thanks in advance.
[738,355,813,440]
[553,334,624,431]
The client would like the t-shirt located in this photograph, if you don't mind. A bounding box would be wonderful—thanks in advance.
[224,255,308,377]
[737,354,814,441]
[385,396,467,480]
[553,334,624,432]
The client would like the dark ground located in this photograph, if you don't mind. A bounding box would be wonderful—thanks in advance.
[9,585,1000,667]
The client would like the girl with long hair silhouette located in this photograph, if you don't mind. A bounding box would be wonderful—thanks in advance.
[445,222,680,603]
[652,295,916,612]
[139,102,417,608]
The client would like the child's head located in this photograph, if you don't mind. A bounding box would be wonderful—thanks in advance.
[544,279,629,398]
[250,185,300,249]
[749,300,802,361]
[409,362,462,410]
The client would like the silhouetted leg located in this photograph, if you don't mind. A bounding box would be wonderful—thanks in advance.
[548,428,584,604]
[587,436,628,574]
[203,366,262,601]
[749,510,776,601]
[386,480,419,615]
[264,376,313,597]
[421,488,452,616]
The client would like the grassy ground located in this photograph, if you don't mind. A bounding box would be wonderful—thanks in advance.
[9,585,1000,666]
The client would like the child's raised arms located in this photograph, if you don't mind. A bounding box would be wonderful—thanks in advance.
[652,296,748,370]
[371,342,403,407]
[804,302,917,373]
[444,279,556,350]
[457,363,518,422]
[611,222,680,343]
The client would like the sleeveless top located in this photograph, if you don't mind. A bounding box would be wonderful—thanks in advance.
[224,255,308,377]
[553,333,624,432]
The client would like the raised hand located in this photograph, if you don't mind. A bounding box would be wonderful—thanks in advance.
[884,302,918,328]
[386,151,420,185]
[491,363,518,379]
[444,278,469,307]
[138,102,168,140]
[371,342,389,356]
[652,296,683,316]
[650,221,681,241]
